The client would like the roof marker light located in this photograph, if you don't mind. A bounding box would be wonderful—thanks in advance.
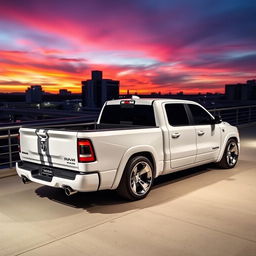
[120,100,135,105]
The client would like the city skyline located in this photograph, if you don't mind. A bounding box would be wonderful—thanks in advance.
[0,0,255,94]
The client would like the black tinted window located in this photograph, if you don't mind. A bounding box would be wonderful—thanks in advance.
[100,104,156,126]
[188,104,212,125]
[165,104,189,126]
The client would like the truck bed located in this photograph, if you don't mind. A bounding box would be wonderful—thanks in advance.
[23,122,157,132]
[19,122,162,173]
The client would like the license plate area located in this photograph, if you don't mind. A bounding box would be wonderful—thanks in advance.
[41,167,53,177]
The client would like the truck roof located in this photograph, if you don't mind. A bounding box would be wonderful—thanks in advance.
[106,98,198,105]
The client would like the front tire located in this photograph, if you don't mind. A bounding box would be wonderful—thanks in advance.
[117,156,154,201]
[217,139,239,169]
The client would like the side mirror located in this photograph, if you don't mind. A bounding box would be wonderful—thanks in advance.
[211,115,222,124]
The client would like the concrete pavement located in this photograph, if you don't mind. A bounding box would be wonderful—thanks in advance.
[0,125,256,256]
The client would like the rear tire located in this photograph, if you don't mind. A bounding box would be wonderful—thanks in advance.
[217,139,239,169]
[117,156,154,201]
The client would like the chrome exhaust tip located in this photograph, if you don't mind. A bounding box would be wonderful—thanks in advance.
[63,186,77,196]
[22,176,31,184]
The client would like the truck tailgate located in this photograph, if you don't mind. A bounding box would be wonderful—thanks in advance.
[20,128,79,170]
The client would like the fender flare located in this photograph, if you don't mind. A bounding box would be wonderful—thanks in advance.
[216,133,240,162]
[111,145,163,190]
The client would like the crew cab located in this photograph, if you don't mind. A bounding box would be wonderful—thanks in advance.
[16,97,240,200]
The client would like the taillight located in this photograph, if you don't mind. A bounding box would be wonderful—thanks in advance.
[77,139,96,162]
[17,134,20,152]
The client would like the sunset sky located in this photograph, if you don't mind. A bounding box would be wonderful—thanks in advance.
[0,0,255,94]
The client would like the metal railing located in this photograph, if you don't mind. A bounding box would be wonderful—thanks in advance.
[0,126,20,169]
[209,105,256,126]
[0,105,256,170]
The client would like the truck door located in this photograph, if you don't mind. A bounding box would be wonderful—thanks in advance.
[165,103,197,169]
[186,104,221,163]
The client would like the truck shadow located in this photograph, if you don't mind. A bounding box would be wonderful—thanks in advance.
[35,161,244,214]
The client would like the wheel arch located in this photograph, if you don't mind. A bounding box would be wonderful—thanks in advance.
[217,135,240,163]
[127,151,156,176]
[111,146,163,190]
[229,136,238,143]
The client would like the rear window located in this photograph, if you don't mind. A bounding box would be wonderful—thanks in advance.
[100,104,156,126]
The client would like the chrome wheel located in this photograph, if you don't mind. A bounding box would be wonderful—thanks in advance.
[226,141,239,167]
[117,156,154,200]
[129,161,153,196]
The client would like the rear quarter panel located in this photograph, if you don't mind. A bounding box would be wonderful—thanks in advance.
[78,128,164,189]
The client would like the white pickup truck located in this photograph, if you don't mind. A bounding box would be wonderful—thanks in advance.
[16,97,240,200]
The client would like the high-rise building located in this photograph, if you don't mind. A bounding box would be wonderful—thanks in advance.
[26,85,43,103]
[82,70,119,108]
[225,80,256,100]
[59,89,71,96]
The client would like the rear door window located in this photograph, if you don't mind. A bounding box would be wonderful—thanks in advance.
[165,104,189,126]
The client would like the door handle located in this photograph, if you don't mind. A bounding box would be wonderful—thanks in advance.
[172,132,181,138]
[198,131,205,136]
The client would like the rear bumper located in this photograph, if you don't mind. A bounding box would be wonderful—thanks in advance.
[16,161,100,192]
